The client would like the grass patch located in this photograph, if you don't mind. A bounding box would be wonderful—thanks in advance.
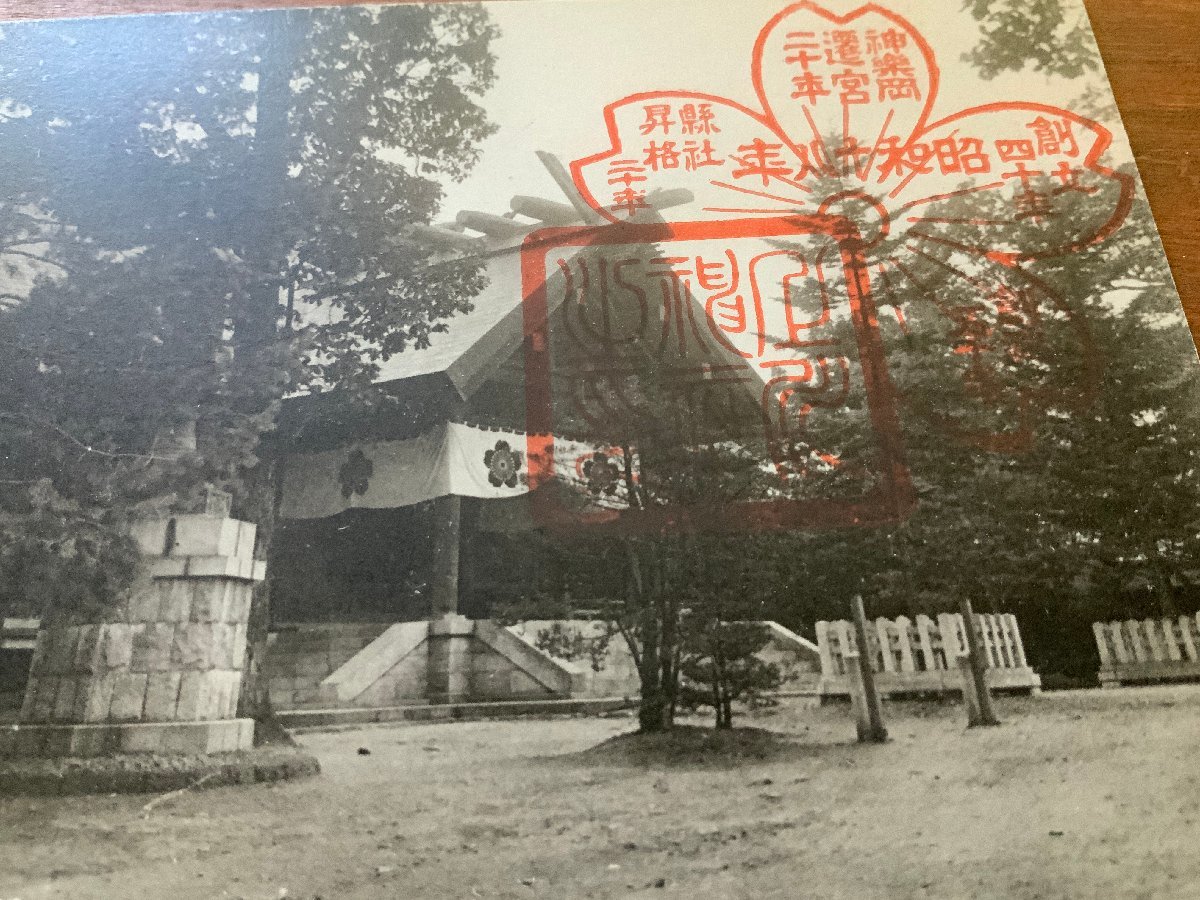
[562,724,834,768]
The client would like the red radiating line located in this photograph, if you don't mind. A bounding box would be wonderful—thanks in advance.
[865,109,895,185]
[888,256,954,315]
[803,105,834,177]
[710,180,810,206]
[767,172,815,194]
[907,230,1013,266]
[841,103,850,176]
[894,181,1007,213]
[876,264,913,336]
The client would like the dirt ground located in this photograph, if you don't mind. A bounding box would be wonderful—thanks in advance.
[2,686,1198,900]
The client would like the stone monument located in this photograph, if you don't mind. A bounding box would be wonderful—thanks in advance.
[0,512,263,757]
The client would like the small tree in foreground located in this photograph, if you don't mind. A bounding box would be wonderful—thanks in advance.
[679,620,782,729]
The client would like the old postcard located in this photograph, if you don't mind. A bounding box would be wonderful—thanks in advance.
[1,1,1197,897]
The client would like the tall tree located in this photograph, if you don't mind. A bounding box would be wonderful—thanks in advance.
[962,0,1101,79]
[0,8,498,648]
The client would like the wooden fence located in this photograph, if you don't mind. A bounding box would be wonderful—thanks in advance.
[1093,616,1200,687]
[815,613,1040,700]
[0,617,38,651]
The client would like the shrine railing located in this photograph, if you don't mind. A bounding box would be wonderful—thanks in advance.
[814,613,1040,700]
[1093,616,1200,687]
[0,617,38,651]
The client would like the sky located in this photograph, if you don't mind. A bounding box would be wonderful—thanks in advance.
[438,0,1139,221]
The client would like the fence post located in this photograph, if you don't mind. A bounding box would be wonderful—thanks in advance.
[1093,622,1114,668]
[1126,620,1148,662]
[957,597,1000,727]
[1179,616,1199,663]
[893,616,916,673]
[956,654,985,726]
[815,621,834,676]
[1143,619,1166,661]
[989,614,1012,668]
[875,618,897,673]
[1161,617,1182,662]
[850,594,887,743]
[1006,614,1029,669]
[1109,621,1130,664]
[914,614,936,672]
[833,620,854,675]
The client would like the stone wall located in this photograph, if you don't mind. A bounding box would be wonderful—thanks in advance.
[263,624,389,709]
[505,620,822,698]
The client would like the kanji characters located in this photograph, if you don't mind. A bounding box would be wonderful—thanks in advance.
[931,136,990,175]
[695,250,738,294]
[1050,161,1098,195]
[790,70,830,104]
[866,27,908,55]
[1027,116,1079,157]
[643,141,681,171]
[832,69,871,105]
[730,138,793,186]
[606,158,648,215]
[1002,162,1055,221]
[643,139,721,173]
[995,139,1036,163]
[824,29,864,66]
[680,139,722,171]
[645,256,708,356]
[783,30,821,69]
[639,103,675,135]
[679,103,720,135]
[611,188,648,216]
[835,136,874,176]
[874,136,934,180]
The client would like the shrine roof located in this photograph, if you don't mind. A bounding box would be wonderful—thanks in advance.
[368,163,689,400]
[371,244,529,398]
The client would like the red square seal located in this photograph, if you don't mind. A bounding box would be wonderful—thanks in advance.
[520,215,913,533]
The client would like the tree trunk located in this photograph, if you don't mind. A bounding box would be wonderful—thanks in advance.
[233,12,299,730]
[638,681,669,733]
[1153,562,1177,618]
[636,550,666,733]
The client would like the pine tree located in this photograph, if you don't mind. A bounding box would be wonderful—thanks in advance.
[0,8,499,668]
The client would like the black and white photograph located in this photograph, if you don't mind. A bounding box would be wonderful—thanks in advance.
[0,0,1199,897]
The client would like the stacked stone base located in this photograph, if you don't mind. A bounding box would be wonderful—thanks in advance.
[4,514,263,759]
[1,718,253,758]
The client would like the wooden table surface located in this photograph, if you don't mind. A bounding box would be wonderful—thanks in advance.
[0,0,1197,339]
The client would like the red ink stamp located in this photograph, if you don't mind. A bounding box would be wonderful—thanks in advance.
[535,0,1133,519]
[520,215,914,532]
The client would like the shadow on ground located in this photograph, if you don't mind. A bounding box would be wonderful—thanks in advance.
[541,724,853,769]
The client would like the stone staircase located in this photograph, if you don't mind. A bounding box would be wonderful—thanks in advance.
[264,618,824,713]
[263,617,584,710]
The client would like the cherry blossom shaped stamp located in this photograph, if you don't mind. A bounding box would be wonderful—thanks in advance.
[521,1,1132,531]
[570,1,1133,452]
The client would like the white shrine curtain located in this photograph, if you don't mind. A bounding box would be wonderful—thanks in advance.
[278,422,630,520]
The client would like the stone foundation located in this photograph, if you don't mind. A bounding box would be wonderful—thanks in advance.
[1,515,263,758]
[264,615,583,709]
